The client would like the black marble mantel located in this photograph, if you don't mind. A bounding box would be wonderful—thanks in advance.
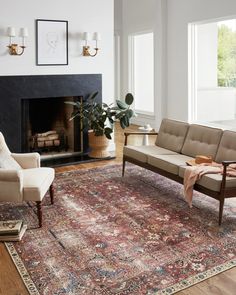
[0,74,102,152]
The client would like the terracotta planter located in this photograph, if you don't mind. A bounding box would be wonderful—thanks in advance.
[88,131,110,158]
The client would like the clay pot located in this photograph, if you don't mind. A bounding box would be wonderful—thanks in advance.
[88,131,110,158]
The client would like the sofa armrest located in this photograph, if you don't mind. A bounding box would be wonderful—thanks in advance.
[11,152,40,169]
[222,160,236,166]
[220,160,236,192]
[0,169,23,202]
[124,132,158,146]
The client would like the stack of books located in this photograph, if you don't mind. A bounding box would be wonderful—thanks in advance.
[0,220,27,242]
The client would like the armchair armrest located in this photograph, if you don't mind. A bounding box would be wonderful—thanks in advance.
[124,132,158,146]
[0,169,23,202]
[11,152,40,169]
[0,169,23,182]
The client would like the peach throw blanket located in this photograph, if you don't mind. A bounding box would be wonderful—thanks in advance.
[183,162,236,207]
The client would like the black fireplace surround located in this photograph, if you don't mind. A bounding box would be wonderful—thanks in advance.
[0,74,102,154]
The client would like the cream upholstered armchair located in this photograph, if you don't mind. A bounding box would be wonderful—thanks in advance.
[0,132,55,227]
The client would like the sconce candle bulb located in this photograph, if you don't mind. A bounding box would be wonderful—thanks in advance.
[94,32,101,48]
[8,27,16,37]
[20,27,28,46]
[20,27,28,37]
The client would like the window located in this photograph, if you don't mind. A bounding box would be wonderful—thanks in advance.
[189,18,236,128]
[218,19,236,87]
[129,32,154,114]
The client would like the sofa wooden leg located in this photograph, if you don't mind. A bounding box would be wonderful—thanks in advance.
[49,183,54,205]
[122,159,126,177]
[219,198,225,226]
[36,201,42,228]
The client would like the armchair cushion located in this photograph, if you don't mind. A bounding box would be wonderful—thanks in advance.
[12,153,40,169]
[0,151,22,170]
[0,132,22,170]
[23,168,55,201]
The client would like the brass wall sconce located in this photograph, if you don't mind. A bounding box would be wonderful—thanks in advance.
[7,27,28,56]
[83,32,101,57]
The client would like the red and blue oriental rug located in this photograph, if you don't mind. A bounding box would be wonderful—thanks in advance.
[1,164,236,294]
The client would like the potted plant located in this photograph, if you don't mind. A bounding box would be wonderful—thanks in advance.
[65,92,135,158]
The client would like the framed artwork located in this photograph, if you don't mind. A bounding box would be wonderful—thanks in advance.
[36,19,68,66]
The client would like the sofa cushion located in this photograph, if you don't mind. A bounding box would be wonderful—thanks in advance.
[148,154,194,175]
[155,119,189,153]
[179,166,236,192]
[215,130,236,163]
[124,145,178,163]
[181,124,223,159]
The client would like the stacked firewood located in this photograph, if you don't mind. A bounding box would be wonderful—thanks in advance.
[32,131,60,149]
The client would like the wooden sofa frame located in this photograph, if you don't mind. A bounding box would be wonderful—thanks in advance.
[122,132,236,226]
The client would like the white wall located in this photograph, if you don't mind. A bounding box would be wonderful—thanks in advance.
[121,0,156,97]
[0,0,114,103]
[115,0,166,129]
[167,0,236,121]
[114,0,123,35]
[133,33,154,113]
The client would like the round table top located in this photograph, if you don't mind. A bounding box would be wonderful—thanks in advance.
[138,126,153,132]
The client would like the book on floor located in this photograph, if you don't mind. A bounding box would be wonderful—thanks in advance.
[0,220,23,235]
[0,223,27,242]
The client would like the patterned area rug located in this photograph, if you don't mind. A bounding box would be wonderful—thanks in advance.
[1,164,236,295]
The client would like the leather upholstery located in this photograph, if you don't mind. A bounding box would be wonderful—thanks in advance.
[155,119,189,153]
[124,145,178,163]
[215,130,236,163]
[181,124,223,159]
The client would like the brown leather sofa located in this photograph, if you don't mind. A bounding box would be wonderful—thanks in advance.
[123,118,236,225]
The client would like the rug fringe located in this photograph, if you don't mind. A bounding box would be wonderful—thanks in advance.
[5,242,40,295]
[157,259,236,294]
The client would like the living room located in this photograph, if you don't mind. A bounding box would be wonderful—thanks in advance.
[0,0,236,294]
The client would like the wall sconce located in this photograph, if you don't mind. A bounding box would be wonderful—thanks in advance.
[83,32,101,57]
[7,27,28,56]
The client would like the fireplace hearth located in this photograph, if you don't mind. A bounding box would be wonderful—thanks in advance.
[0,74,102,166]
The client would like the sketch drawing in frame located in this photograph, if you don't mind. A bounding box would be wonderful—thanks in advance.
[36,19,68,66]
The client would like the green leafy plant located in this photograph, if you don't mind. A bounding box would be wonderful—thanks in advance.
[65,92,135,139]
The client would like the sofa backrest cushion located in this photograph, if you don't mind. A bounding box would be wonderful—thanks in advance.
[215,130,236,163]
[155,119,189,153]
[181,124,223,159]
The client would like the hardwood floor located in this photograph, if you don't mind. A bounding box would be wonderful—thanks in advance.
[0,124,235,294]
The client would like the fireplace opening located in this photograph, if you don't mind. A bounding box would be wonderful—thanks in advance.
[21,96,83,157]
